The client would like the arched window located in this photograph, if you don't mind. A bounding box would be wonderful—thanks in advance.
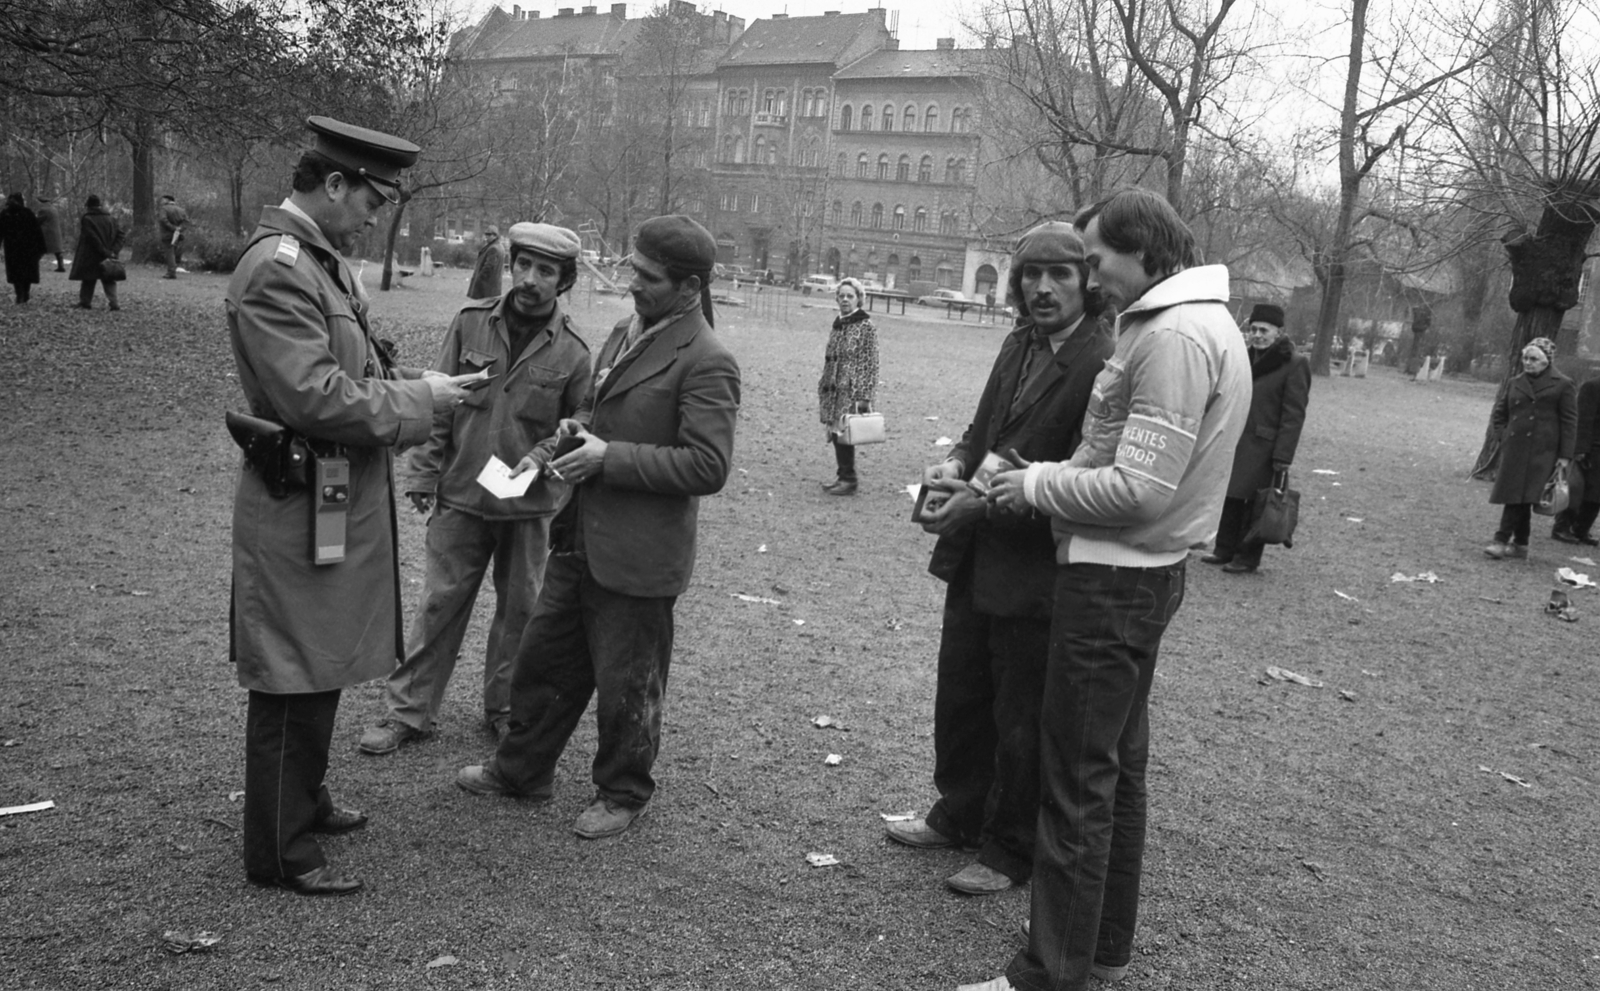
[857,153,869,178]
[893,205,906,230]
[768,140,779,165]
[897,154,911,181]
[904,104,917,131]
[851,201,863,227]
[861,105,874,131]
[777,89,788,114]
[733,135,745,163]
[840,104,853,131]
[831,200,843,225]
[877,153,890,180]
[950,158,966,184]
[940,212,958,235]
[888,252,899,269]
[836,153,848,177]
[882,108,893,132]
[762,88,775,113]
[871,203,884,229]
[754,136,766,163]
[914,207,928,232]
[909,255,922,281]
[924,105,939,131]
[918,154,933,182]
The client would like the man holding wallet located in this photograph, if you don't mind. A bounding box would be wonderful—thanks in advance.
[358,222,593,755]
[896,223,1113,896]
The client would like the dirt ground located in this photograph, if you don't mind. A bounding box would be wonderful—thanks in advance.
[1,262,1597,990]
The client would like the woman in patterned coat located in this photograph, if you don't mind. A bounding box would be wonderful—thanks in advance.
[817,277,879,495]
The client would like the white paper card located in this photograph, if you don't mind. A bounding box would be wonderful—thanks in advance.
[476,455,534,500]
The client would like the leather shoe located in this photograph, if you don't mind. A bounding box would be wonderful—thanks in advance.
[1220,560,1258,574]
[574,797,644,839]
[358,720,425,755]
[1200,552,1233,565]
[1507,543,1528,559]
[252,864,362,896]
[1552,526,1581,544]
[455,764,552,801]
[1484,541,1507,559]
[823,479,858,496]
[945,862,1016,895]
[312,805,368,835]
[885,817,957,849]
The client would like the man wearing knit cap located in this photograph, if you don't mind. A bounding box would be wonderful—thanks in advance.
[893,222,1113,896]
[457,214,740,842]
[359,222,593,756]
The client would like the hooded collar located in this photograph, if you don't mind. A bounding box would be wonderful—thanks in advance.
[1117,265,1230,324]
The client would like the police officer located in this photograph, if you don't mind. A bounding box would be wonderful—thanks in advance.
[227,116,481,895]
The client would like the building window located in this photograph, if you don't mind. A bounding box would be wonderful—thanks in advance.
[903,104,916,131]
[882,108,893,133]
[877,153,889,180]
[831,200,843,225]
[840,104,852,131]
[777,89,788,114]
[763,88,775,113]
[892,205,906,230]
[857,153,869,178]
[751,194,761,213]
[909,255,922,281]
[754,136,766,164]
[871,203,884,229]
[914,207,928,232]
[897,154,910,181]
[918,155,932,182]
[861,105,874,131]
[836,153,848,177]
[937,260,958,287]
[887,252,899,272]
[940,212,958,235]
[851,201,863,227]
[945,157,966,184]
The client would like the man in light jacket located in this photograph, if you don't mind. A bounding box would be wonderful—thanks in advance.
[966,189,1250,991]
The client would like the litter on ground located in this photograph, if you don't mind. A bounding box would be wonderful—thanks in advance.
[824,753,842,766]
[1390,571,1441,583]
[1312,469,1339,475]
[161,931,221,955]
[1265,666,1325,688]
[0,800,54,817]
[1478,765,1532,788]
[933,436,953,447]
[731,593,781,605]
[1333,590,1357,601]
[1555,568,1596,589]
[879,811,917,822]
[806,852,840,867]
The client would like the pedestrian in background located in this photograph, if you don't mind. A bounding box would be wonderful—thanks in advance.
[68,194,124,310]
[159,194,188,278]
[817,276,878,495]
[1204,302,1312,574]
[467,225,504,299]
[0,192,46,304]
[1486,337,1576,559]
[35,195,65,272]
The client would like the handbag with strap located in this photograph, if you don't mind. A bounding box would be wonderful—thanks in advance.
[99,258,127,282]
[1534,462,1571,517]
[1244,468,1300,547]
[837,409,886,445]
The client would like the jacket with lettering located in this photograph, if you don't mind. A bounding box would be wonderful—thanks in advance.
[1022,265,1251,564]
[227,205,435,694]
[400,296,592,520]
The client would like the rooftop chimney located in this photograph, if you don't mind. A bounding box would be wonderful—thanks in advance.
[772,12,787,18]
[511,4,521,17]
[581,4,597,13]
[936,37,955,50]
[824,9,840,14]
[530,9,539,16]
[557,7,573,16]
[611,2,627,16]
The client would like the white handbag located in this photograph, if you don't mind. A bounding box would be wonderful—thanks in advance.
[837,410,886,445]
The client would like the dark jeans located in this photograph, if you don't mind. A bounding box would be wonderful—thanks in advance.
[1008,561,1186,991]
[77,278,119,309]
[1212,496,1262,566]
[244,689,341,879]
[1495,503,1532,545]
[491,552,677,809]
[926,559,1050,882]
[164,240,183,277]
[832,438,857,482]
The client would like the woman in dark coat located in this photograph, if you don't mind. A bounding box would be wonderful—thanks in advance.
[68,194,125,310]
[1204,303,1312,573]
[1552,372,1600,545]
[0,192,47,303]
[816,277,879,495]
[1486,337,1577,559]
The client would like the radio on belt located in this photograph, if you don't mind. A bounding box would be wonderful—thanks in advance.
[312,456,351,565]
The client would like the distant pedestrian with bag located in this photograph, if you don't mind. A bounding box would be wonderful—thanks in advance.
[69,194,125,310]
[158,194,188,278]
[1486,337,1576,560]
[1204,303,1312,573]
[0,192,47,304]
[35,195,65,272]
[1552,370,1600,546]
[818,276,879,495]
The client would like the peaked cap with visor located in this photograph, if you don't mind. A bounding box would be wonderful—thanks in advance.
[306,116,421,205]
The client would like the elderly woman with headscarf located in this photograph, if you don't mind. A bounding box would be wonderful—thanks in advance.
[1486,336,1577,559]
[817,276,879,495]
[0,192,47,304]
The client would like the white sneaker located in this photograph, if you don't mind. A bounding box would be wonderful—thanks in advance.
[956,978,1013,991]
[176,267,189,273]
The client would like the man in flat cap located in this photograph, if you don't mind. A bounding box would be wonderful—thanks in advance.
[897,223,1113,897]
[467,225,504,300]
[359,222,593,755]
[457,215,740,841]
[158,194,188,279]
[227,115,483,895]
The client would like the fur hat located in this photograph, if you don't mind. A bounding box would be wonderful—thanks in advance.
[1249,303,1285,328]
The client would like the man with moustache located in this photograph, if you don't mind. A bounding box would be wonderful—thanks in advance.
[892,223,1113,897]
[456,215,740,842]
[228,116,482,895]
[963,189,1250,990]
[358,222,593,754]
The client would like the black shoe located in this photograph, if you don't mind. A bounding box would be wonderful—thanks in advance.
[824,479,858,496]
[1221,560,1258,574]
[1579,534,1600,547]
[1552,527,1582,544]
[251,864,363,896]
[1200,552,1234,565]
[312,805,369,834]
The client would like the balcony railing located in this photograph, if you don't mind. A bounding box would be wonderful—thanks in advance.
[754,112,789,126]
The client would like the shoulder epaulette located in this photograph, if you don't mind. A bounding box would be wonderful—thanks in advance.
[274,235,301,267]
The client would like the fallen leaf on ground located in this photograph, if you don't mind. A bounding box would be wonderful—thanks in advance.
[1265,666,1325,688]
[824,753,842,766]
[426,955,459,969]
[806,852,840,867]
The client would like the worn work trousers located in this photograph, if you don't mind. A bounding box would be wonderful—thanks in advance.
[243,689,342,880]
[490,552,677,809]
[385,506,551,731]
[925,556,1050,882]
[1007,561,1186,991]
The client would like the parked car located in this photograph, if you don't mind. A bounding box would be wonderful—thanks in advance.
[800,274,841,295]
[917,288,969,306]
[725,264,753,280]
[580,249,600,265]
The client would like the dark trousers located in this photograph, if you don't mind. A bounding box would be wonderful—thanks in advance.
[1212,496,1262,566]
[925,560,1050,882]
[77,278,119,309]
[1495,503,1533,545]
[164,240,182,277]
[832,438,857,482]
[11,280,31,303]
[1554,501,1600,538]
[491,552,676,809]
[244,689,341,879]
[1008,561,1186,991]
